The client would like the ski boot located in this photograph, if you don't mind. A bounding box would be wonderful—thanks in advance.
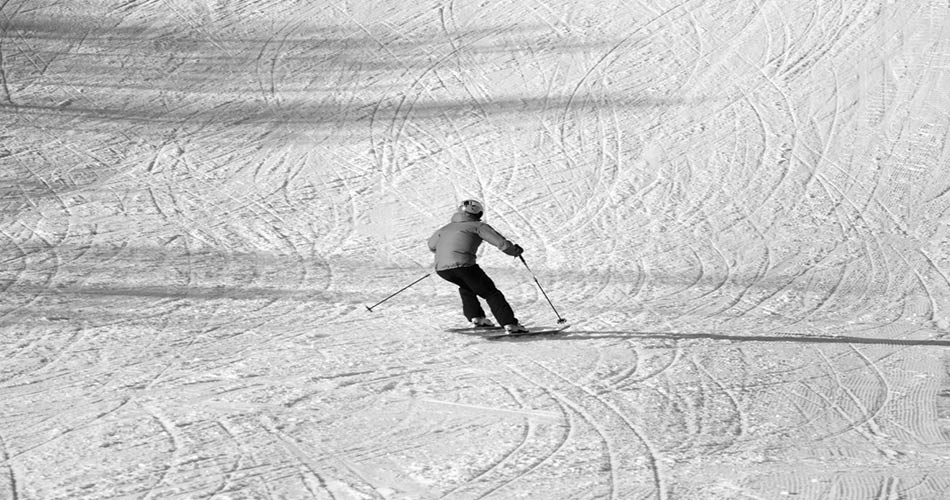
[504,323,528,334]
[471,317,495,328]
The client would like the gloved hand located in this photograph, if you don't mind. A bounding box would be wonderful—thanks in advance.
[510,244,524,257]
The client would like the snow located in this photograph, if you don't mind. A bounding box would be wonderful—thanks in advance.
[2,0,950,498]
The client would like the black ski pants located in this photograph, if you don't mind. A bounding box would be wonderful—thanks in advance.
[437,265,517,326]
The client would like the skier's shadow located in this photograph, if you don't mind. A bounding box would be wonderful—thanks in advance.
[546,330,950,347]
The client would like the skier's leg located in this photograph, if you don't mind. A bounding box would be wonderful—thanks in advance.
[458,287,486,320]
[437,269,487,320]
[459,266,518,326]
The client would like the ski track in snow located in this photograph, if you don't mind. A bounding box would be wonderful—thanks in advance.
[1,0,950,499]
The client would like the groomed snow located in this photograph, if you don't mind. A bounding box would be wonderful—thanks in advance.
[2,1,950,498]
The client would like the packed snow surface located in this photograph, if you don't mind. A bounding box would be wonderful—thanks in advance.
[2,1,950,498]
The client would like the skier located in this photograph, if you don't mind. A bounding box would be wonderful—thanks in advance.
[428,199,528,334]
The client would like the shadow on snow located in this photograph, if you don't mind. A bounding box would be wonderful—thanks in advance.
[534,330,950,347]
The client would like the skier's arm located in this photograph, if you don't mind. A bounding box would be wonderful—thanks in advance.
[427,231,440,253]
[478,223,523,257]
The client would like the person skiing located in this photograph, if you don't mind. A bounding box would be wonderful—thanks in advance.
[428,199,528,334]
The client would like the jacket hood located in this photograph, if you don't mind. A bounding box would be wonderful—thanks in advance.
[451,211,481,222]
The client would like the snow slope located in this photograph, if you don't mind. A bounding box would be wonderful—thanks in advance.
[2,0,950,498]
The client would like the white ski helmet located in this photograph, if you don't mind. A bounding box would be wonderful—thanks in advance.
[458,199,484,218]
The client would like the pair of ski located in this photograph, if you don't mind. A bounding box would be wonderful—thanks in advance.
[447,323,570,339]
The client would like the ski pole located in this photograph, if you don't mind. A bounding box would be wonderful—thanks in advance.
[518,256,568,324]
[365,273,431,312]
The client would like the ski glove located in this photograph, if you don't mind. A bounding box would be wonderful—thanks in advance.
[509,244,524,257]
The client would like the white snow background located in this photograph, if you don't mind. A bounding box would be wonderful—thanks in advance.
[2,1,950,499]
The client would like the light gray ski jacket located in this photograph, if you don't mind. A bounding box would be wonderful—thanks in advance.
[427,212,520,271]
